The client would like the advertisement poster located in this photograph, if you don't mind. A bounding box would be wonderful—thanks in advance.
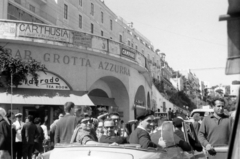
[92,36,108,51]
[72,31,92,48]
[17,23,72,43]
[109,40,120,55]
[0,22,16,37]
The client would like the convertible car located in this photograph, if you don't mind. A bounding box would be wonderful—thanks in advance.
[38,121,210,159]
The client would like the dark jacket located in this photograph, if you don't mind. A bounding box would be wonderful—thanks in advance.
[0,119,11,153]
[21,122,38,144]
[100,135,127,144]
[129,128,158,149]
[54,114,77,144]
[34,125,44,144]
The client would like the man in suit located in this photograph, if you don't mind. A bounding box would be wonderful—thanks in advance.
[54,102,77,144]
[22,115,38,159]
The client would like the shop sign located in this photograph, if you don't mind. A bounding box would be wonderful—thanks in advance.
[136,53,146,68]
[109,41,120,55]
[18,72,70,90]
[92,36,108,51]
[0,22,16,37]
[121,48,135,60]
[17,23,72,43]
[72,31,92,48]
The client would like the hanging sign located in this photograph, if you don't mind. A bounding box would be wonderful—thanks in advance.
[18,72,71,90]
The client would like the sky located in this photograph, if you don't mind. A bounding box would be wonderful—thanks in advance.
[104,0,240,86]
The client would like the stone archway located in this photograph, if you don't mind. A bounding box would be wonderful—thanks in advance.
[89,76,129,121]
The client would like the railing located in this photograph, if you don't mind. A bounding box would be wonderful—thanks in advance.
[0,20,149,72]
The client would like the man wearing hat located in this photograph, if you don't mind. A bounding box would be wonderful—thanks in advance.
[12,113,25,159]
[70,115,98,145]
[129,111,166,149]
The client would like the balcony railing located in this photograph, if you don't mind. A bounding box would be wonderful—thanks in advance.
[0,20,149,73]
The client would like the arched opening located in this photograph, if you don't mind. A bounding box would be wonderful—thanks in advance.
[88,89,109,97]
[89,76,129,121]
[134,85,146,119]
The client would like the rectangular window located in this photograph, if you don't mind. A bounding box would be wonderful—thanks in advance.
[79,0,82,6]
[135,45,138,50]
[131,43,133,48]
[29,5,35,13]
[101,12,104,23]
[119,35,122,42]
[91,3,94,16]
[128,40,131,46]
[101,31,103,36]
[110,19,113,30]
[79,15,82,29]
[64,4,68,19]
[91,23,94,34]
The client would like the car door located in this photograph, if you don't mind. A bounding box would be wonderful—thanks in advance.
[183,121,206,159]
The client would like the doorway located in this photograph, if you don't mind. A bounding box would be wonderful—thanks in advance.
[23,105,50,127]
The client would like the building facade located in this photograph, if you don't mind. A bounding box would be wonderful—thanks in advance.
[0,0,167,125]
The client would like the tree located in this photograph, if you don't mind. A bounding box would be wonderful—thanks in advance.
[0,46,47,88]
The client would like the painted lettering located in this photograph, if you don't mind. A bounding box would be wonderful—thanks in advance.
[15,50,22,59]
[110,63,114,72]
[53,54,60,63]
[44,53,50,62]
[105,62,109,70]
[71,56,78,65]
[86,59,91,67]
[24,50,32,60]
[98,61,104,69]
[79,57,85,66]
[114,65,119,73]
[63,55,70,64]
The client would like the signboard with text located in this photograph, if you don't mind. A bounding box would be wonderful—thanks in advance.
[92,36,108,51]
[17,23,72,43]
[0,22,16,37]
[109,41,120,55]
[121,47,136,60]
[18,72,71,90]
[72,31,92,48]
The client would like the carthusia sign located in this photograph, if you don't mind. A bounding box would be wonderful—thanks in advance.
[17,23,72,43]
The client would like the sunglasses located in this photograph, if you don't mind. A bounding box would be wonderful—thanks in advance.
[81,119,93,124]
[105,126,114,129]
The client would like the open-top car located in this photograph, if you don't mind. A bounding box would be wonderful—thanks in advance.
[39,121,208,159]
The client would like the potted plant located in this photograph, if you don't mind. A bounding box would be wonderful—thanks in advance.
[0,46,47,88]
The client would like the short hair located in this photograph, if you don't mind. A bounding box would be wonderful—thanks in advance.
[34,117,41,124]
[64,102,75,113]
[211,98,225,106]
[27,115,33,122]
[193,113,200,121]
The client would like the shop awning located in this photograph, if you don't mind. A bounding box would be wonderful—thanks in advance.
[0,88,94,106]
[89,96,118,107]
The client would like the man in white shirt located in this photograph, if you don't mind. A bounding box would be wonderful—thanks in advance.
[12,113,25,159]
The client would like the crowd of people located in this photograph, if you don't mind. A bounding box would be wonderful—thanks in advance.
[0,97,236,159]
